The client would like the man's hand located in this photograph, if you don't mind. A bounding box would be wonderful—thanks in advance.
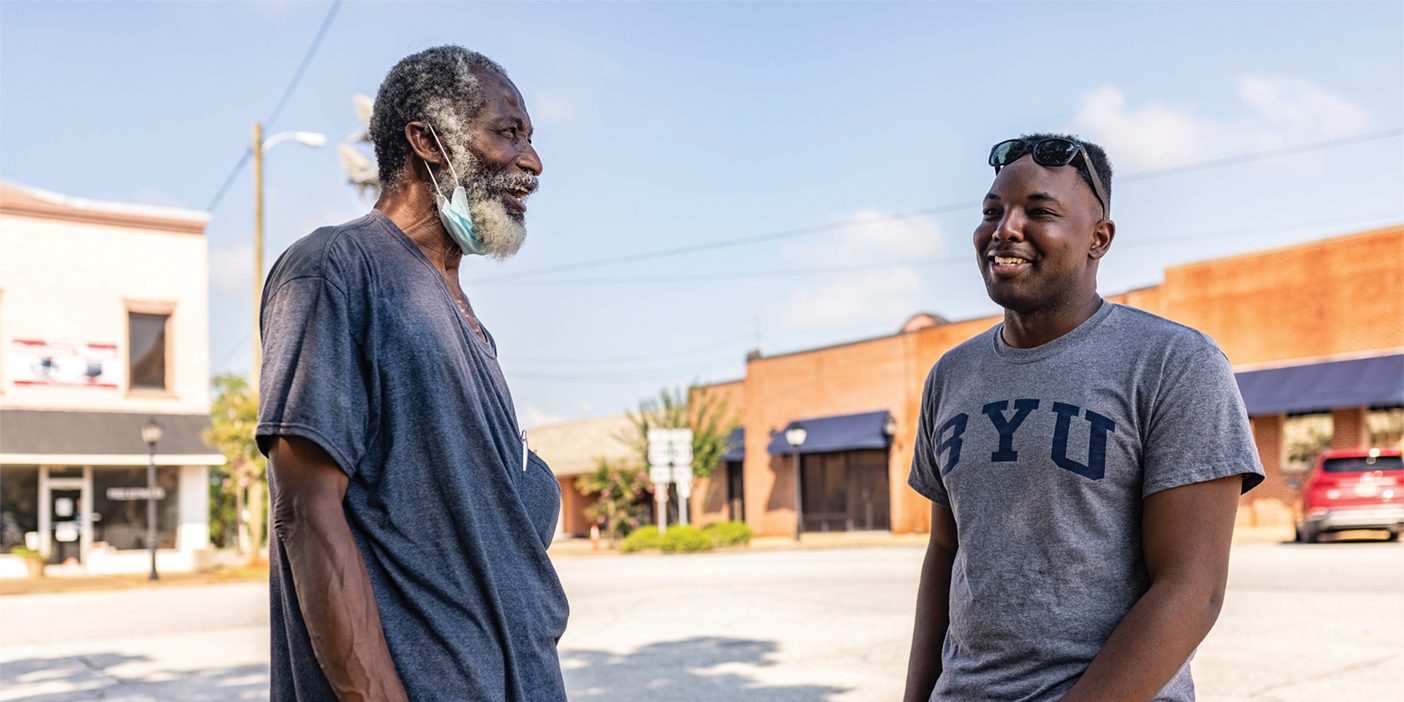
[1060,475,1242,702]
[904,502,958,702]
[269,435,409,702]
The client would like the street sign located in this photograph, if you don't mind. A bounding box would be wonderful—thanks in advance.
[647,429,673,467]
[649,464,672,485]
[669,428,693,468]
[106,487,166,501]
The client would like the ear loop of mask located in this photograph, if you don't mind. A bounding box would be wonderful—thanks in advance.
[423,124,462,194]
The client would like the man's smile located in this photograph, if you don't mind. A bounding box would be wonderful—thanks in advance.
[987,252,1035,278]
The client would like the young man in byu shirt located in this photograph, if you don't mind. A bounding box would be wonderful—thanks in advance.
[904,134,1262,702]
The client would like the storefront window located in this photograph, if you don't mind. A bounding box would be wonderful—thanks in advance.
[92,467,178,549]
[1283,412,1333,474]
[1368,406,1404,449]
[1,467,39,551]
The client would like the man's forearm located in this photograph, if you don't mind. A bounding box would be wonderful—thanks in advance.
[1059,578,1222,702]
[275,488,408,701]
[904,538,955,702]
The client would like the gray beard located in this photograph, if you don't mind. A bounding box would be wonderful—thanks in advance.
[433,144,530,261]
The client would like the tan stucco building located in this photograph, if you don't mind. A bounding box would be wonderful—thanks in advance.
[0,181,224,576]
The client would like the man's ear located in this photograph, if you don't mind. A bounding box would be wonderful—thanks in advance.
[1089,219,1115,260]
[404,121,445,168]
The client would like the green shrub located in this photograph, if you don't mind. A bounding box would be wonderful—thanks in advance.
[703,521,754,547]
[661,526,713,554]
[620,527,666,553]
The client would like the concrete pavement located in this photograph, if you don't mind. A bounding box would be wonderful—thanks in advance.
[1,540,1399,701]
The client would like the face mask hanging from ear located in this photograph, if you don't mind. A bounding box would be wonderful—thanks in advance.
[424,124,485,256]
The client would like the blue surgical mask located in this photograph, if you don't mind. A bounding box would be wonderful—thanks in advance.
[425,125,484,256]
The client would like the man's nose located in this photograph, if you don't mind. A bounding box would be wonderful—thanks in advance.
[993,211,1025,244]
[517,142,543,176]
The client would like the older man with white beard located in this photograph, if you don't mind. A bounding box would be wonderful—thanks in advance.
[256,46,567,702]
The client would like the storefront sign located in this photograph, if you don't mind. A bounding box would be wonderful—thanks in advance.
[9,339,120,389]
[105,487,166,501]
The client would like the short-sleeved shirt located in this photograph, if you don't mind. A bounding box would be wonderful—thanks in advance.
[908,301,1263,702]
[256,211,568,701]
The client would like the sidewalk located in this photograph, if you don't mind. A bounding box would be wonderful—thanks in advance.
[0,564,268,597]
[551,524,1298,557]
[2,526,1299,594]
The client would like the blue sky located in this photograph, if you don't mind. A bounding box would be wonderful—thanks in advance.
[3,1,1402,427]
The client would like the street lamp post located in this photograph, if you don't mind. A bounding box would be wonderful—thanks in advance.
[785,424,808,542]
[139,418,164,581]
[251,125,325,386]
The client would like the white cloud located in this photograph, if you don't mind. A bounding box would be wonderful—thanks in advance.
[1237,75,1368,137]
[519,402,566,430]
[786,209,946,264]
[1069,76,1371,170]
[774,210,946,330]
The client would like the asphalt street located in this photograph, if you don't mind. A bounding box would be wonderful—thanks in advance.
[1,540,1399,701]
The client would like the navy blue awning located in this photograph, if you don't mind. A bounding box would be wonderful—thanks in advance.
[723,427,745,462]
[767,410,893,455]
[1235,354,1404,415]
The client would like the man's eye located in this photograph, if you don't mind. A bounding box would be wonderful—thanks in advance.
[982,208,1000,218]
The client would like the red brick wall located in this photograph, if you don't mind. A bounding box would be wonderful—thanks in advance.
[557,476,593,537]
[1332,407,1370,450]
[1159,226,1404,366]
[705,226,1403,535]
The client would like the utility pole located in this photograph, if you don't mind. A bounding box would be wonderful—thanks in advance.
[252,121,264,388]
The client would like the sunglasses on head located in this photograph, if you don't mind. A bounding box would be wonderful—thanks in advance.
[988,137,1109,219]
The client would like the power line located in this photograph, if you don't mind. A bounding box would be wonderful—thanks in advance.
[482,212,1404,286]
[203,0,343,213]
[469,127,1404,286]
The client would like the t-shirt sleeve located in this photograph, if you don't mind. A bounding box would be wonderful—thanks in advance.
[255,274,373,479]
[1142,344,1264,497]
[908,366,951,506]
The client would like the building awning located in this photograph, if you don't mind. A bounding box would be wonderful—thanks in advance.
[1235,354,1404,416]
[0,410,224,466]
[767,410,893,455]
[723,427,745,462]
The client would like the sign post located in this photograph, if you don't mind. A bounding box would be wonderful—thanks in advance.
[648,429,673,535]
[647,428,695,533]
[670,429,694,526]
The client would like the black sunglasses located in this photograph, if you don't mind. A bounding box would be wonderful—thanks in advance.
[988,137,1109,219]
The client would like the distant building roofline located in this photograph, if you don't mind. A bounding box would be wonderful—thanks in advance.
[0,180,211,234]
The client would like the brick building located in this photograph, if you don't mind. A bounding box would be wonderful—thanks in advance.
[679,225,1403,537]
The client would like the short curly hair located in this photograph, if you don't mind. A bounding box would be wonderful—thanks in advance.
[369,46,508,189]
[1016,132,1114,207]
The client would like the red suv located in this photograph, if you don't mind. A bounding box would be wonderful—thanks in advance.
[1294,448,1403,543]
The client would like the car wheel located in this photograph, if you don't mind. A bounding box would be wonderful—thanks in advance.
[1388,531,1400,543]
[1294,525,1305,543]
[1304,525,1320,544]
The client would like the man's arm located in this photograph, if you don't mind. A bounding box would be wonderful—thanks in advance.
[904,502,958,702]
[1060,475,1241,702]
[269,435,409,702]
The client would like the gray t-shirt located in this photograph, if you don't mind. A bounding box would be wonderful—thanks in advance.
[256,211,568,701]
[908,301,1263,702]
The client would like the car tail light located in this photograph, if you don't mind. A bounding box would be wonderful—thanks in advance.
[1326,489,1341,500]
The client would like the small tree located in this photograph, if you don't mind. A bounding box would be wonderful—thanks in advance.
[622,385,738,480]
[204,374,266,563]
[574,458,650,541]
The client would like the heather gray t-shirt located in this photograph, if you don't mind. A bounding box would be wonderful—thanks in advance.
[908,301,1263,702]
[256,211,568,701]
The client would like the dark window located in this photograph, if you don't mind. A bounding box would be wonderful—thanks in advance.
[92,467,179,549]
[129,312,168,390]
[1323,456,1403,473]
[1,467,39,551]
